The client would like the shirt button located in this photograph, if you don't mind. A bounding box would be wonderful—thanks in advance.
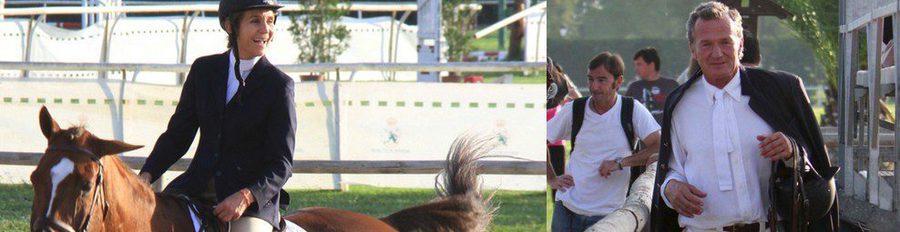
[217,133,222,139]
[215,171,222,177]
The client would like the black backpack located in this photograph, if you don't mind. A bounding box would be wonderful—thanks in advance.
[570,97,645,190]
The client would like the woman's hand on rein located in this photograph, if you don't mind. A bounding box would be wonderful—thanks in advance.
[214,188,255,222]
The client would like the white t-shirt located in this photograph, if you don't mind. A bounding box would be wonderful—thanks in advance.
[547,95,660,216]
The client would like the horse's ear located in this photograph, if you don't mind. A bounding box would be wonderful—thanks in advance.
[39,106,60,140]
[90,136,143,156]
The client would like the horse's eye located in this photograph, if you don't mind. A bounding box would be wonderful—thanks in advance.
[80,182,92,193]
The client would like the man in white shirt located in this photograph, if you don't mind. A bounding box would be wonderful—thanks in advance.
[547,52,661,232]
[649,2,839,232]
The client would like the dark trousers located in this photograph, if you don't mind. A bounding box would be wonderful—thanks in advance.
[551,201,604,232]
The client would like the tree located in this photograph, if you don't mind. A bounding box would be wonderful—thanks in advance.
[288,0,351,64]
[772,0,840,125]
[442,0,480,63]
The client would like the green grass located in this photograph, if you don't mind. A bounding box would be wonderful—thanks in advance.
[481,72,544,84]
[810,103,895,124]
[0,184,544,231]
[471,28,507,52]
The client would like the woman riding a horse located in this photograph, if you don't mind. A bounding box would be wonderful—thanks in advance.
[138,0,296,231]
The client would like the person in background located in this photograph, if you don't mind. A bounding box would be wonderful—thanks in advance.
[625,47,679,124]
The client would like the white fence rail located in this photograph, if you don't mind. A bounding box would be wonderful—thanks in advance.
[0,151,544,175]
[0,61,543,73]
[0,2,482,16]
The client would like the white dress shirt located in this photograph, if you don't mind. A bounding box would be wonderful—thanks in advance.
[226,50,261,103]
[661,72,775,231]
[547,95,660,216]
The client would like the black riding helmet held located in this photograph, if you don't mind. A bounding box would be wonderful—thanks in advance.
[546,57,569,109]
[218,0,284,30]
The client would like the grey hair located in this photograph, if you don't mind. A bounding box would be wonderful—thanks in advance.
[686,1,743,44]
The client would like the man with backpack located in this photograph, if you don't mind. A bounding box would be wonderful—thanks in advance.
[547,52,661,232]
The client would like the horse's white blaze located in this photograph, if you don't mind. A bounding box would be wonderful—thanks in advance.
[46,158,74,217]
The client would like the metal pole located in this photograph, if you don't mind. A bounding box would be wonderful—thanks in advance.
[388,11,396,81]
[115,69,125,142]
[24,16,38,78]
[82,0,87,29]
[99,12,111,79]
[333,68,342,190]
[178,11,199,85]
[416,0,440,82]
[392,11,412,81]
[865,18,883,206]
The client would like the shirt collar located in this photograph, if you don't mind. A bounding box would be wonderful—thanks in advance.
[701,70,742,102]
[228,49,262,79]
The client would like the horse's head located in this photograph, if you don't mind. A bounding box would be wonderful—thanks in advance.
[547,57,570,109]
[30,106,142,232]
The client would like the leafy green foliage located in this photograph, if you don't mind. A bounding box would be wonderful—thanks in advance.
[287,0,351,64]
[772,0,840,124]
[442,0,480,62]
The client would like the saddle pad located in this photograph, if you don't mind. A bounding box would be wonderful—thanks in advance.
[283,220,307,232]
[187,204,202,232]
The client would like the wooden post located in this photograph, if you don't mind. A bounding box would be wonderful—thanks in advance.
[866,18,883,206]
[894,10,900,223]
[840,0,859,196]
[586,161,657,232]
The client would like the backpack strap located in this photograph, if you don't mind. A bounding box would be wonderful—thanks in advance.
[620,96,637,151]
[620,96,645,190]
[570,97,588,153]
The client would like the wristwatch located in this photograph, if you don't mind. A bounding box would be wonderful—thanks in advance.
[615,157,625,170]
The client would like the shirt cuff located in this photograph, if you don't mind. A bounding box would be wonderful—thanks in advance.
[661,174,685,209]
[782,138,811,172]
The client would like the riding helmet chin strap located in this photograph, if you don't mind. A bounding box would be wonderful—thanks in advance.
[231,19,245,106]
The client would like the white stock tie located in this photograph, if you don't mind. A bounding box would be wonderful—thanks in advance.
[712,90,735,191]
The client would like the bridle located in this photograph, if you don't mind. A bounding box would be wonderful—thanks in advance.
[33,145,108,232]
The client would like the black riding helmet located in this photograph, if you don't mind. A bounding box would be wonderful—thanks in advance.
[218,0,284,30]
[219,0,284,50]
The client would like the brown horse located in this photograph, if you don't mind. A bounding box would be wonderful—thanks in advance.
[30,106,494,232]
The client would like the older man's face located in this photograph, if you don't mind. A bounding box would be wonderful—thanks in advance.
[690,17,743,81]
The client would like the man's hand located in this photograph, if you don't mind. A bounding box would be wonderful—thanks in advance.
[548,175,574,192]
[214,188,255,222]
[664,180,707,218]
[138,172,152,184]
[645,153,659,166]
[599,160,621,178]
[757,132,793,161]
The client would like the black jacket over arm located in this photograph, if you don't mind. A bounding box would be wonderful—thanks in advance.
[649,67,839,231]
[140,51,296,228]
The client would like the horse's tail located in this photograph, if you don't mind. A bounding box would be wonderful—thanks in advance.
[381,136,497,232]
